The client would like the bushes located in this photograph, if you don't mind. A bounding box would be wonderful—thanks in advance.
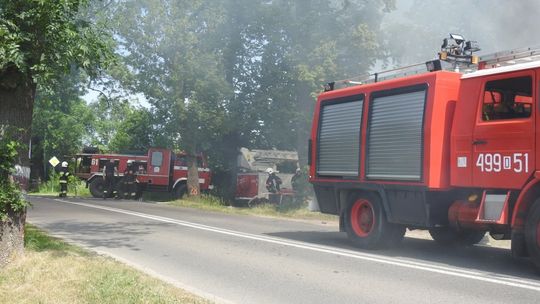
[0,129,28,267]
[35,170,90,197]
[0,133,28,221]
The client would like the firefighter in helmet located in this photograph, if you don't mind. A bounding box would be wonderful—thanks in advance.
[103,159,118,199]
[58,161,70,197]
[122,160,137,199]
[265,168,282,194]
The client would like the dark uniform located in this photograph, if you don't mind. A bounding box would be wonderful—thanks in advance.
[265,172,282,194]
[122,162,137,199]
[103,160,117,199]
[291,169,302,192]
[59,163,70,197]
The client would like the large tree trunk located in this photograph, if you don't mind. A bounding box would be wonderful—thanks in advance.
[0,65,36,267]
[0,65,36,173]
[186,151,200,197]
[0,209,26,267]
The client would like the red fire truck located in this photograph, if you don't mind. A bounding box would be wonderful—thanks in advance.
[75,148,212,199]
[309,34,540,268]
[235,147,298,205]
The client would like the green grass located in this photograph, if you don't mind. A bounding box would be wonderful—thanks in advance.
[0,225,210,304]
[169,195,338,222]
[31,178,91,198]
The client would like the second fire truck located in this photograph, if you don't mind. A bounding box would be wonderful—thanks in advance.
[75,148,213,199]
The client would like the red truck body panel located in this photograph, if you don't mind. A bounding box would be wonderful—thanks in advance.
[77,148,212,195]
[451,68,536,190]
[310,71,461,190]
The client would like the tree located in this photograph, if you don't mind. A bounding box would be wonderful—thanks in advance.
[31,71,95,180]
[109,0,232,197]
[108,107,154,153]
[0,0,113,264]
[99,0,395,199]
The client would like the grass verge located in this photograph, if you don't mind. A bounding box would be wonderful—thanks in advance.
[168,195,338,223]
[0,225,209,304]
[31,179,91,198]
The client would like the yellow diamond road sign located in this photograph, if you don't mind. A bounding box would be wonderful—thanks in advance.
[49,156,60,167]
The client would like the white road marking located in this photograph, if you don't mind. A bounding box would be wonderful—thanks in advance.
[52,198,540,292]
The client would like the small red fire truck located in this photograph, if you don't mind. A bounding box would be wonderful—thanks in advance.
[235,147,298,205]
[309,34,540,268]
[75,148,212,199]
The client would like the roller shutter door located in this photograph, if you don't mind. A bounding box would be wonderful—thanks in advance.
[317,98,363,177]
[367,89,426,181]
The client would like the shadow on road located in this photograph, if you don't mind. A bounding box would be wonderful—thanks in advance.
[40,220,174,251]
[265,230,539,280]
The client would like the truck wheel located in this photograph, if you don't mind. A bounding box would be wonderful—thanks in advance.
[173,184,187,200]
[428,228,486,246]
[511,231,528,258]
[344,193,401,249]
[89,178,105,198]
[524,200,540,269]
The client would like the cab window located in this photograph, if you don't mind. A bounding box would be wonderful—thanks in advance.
[482,76,532,121]
[151,151,163,167]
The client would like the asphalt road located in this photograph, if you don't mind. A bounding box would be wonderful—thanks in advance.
[27,195,540,304]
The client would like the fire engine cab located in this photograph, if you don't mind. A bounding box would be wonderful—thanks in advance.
[309,34,540,269]
[75,148,212,199]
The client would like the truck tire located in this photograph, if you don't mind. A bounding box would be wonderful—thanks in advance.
[117,179,142,200]
[428,228,486,246]
[524,200,540,270]
[511,231,528,258]
[344,192,403,249]
[173,184,187,200]
[89,177,105,198]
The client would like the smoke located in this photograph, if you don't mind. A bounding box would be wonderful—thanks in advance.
[381,0,540,66]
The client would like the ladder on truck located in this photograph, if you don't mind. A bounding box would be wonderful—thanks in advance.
[478,46,540,69]
[325,34,540,91]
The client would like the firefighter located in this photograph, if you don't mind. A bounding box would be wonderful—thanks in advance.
[58,161,70,197]
[102,159,118,199]
[122,160,137,199]
[291,167,307,204]
[265,168,282,194]
[291,168,302,192]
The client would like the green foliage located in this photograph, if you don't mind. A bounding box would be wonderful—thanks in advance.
[86,97,156,153]
[102,0,394,167]
[0,136,18,179]
[35,169,90,197]
[108,107,154,152]
[0,135,28,220]
[0,0,115,87]
[109,0,232,154]
[32,71,95,161]
[19,1,395,200]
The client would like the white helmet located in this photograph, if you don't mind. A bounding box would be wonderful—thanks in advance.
[266,168,274,174]
[127,160,133,164]
[61,161,68,168]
